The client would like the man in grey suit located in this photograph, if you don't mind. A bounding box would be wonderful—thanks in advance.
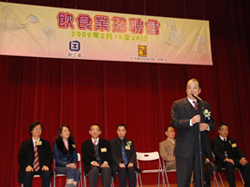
[171,78,215,187]
[159,126,176,170]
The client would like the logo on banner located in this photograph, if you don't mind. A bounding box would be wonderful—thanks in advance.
[138,45,147,57]
[69,41,81,51]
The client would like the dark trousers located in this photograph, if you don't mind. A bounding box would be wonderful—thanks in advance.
[87,166,112,187]
[222,159,250,187]
[117,167,136,187]
[23,169,52,187]
[204,162,214,187]
[55,166,80,182]
[176,151,206,187]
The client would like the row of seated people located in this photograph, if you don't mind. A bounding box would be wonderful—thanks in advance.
[18,121,137,187]
[159,123,250,187]
[18,121,250,187]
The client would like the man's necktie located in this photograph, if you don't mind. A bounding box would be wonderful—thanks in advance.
[121,141,128,165]
[93,140,97,145]
[33,141,40,172]
[170,139,175,145]
[193,101,197,110]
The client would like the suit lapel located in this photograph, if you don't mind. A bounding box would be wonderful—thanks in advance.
[183,98,196,118]
[28,138,34,160]
[88,139,95,154]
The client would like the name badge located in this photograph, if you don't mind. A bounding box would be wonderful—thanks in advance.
[36,141,42,146]
[101,148,107,152]
[72,144,76,148]
[231,143,237,148]
[125,146,130,150]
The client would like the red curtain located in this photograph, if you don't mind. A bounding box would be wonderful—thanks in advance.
[0,0,250,186]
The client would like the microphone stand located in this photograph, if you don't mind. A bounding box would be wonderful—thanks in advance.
[197,100,204,187]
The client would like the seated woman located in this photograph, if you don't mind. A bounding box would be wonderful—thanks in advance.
[53,124,80,187]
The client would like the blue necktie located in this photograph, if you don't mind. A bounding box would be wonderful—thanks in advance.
[121,140,128,165]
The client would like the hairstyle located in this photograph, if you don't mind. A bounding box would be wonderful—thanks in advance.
[30,121,43,135]
[165,126,173,132]
[186,78,201,89]
[89,123,101,131]
[54,124,75,155]
[116,124,127,130]
[218,123,229,130]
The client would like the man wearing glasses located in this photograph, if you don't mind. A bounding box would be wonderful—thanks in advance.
[18,121,53,187]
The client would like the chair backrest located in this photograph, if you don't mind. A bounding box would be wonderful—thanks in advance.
[136,151,160,161]
[77,153,81,162]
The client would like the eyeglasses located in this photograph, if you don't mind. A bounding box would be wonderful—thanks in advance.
[33,128,42,131]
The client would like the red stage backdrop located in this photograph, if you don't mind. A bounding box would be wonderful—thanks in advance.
[0,0,250,186]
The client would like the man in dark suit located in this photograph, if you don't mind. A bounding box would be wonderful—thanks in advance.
[18,121,53,187]
[81,124,112,187]
[211,123,250,187]
[171,78,215,187]
[110,124,136,187]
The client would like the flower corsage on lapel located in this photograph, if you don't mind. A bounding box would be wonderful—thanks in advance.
[125,141,132,150]
[203,109,211,120]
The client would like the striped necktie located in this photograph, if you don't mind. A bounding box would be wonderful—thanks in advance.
[33,141,40,172]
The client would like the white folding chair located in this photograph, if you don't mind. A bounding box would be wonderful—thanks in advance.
[217,167,245,187]
[54,153,82,187]
[136,151,166,187]
[212,152,245,187]
[21,175,51,187]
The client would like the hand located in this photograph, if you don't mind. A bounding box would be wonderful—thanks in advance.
[119,163,126,168]
[191,115,201,124]
[25,165,34,172]
[240,158,248,166]
[225,158,234,165]
[42,165,49,171]
[200,123,208,132]
[91,161,100,167]
[127,163,134,168]
[101,162,110,168]
[67,163,77,169]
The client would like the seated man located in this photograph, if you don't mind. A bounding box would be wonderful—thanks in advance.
[81,124,112,187]
[211,123,250,187]
[159,125,215,187]
[18,121,53,187]
[110,124,136,187]
[159,126,176,170]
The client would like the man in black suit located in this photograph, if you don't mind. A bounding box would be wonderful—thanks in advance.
[18,121,53,187]
[211,123,250,187]
[171,78,215,187]
[110,124,136,187]
[81,124,112,187]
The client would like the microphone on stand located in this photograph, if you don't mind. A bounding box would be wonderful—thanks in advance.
[192,94,202,102]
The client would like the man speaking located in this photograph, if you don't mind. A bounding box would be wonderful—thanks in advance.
[171,78,215,187]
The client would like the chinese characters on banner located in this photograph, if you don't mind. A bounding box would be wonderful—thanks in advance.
[0,2,213,65]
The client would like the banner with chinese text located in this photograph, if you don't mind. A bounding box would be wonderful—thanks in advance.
[0,2,213,65]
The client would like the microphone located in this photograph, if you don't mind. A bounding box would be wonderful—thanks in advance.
[192,94,202,102]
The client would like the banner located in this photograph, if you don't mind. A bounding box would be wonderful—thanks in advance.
[0,2,213,65]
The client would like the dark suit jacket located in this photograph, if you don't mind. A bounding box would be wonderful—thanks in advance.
[18,138,53,183]
[171,97,215,159]
[81,138,111,175]
[211,136,245,172]
[110,137,136,181]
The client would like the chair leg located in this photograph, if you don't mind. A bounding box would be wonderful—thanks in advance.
[236,168,245,184]
[164,171,170,187]
[218,172,224,187]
